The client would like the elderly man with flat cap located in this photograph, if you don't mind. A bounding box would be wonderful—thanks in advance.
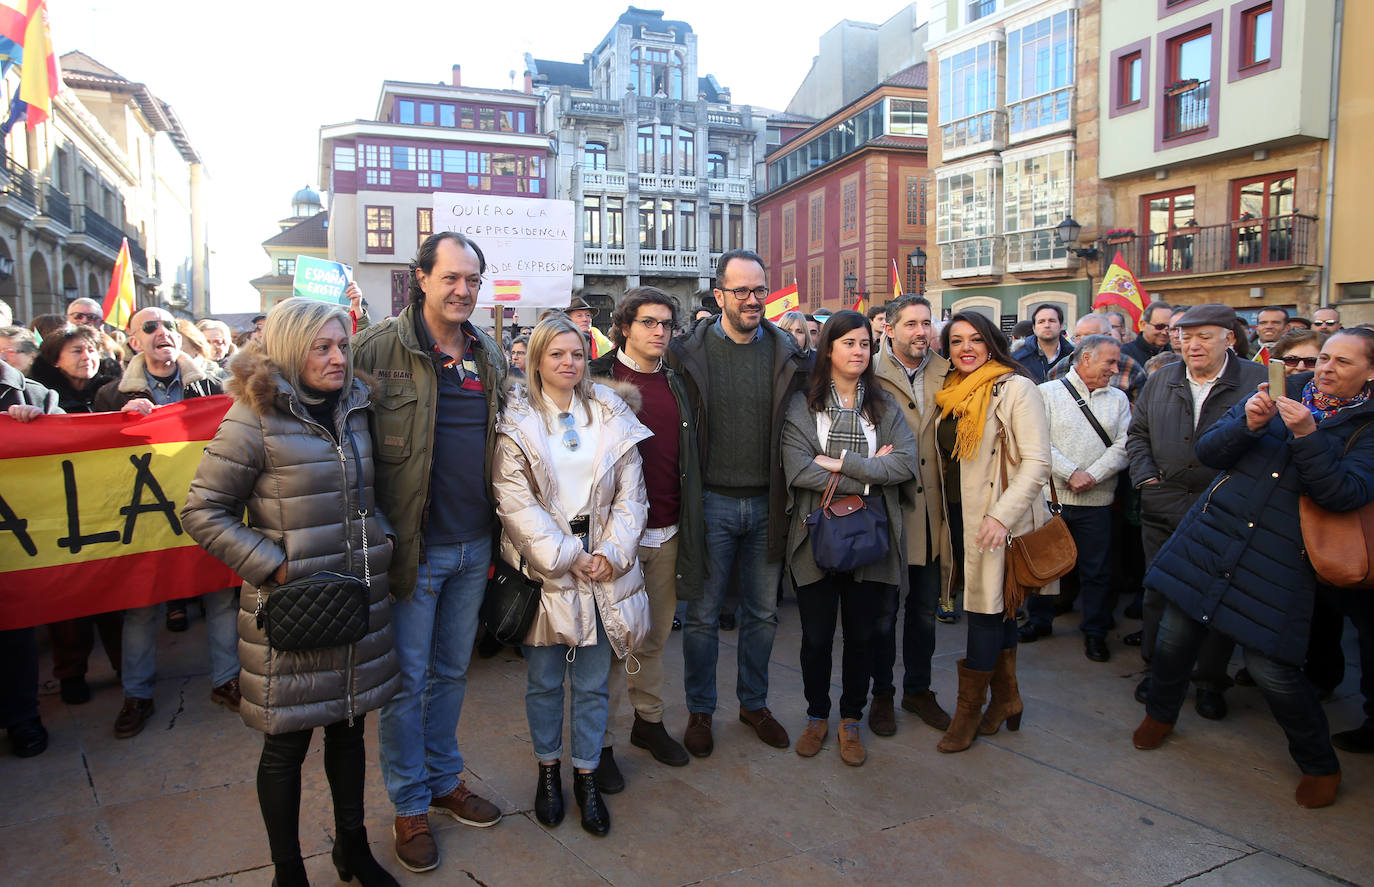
[1126,303,1266,720]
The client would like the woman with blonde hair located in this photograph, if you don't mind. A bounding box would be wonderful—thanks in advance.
[183,297,401,886]
[493,314,651,837]
[777,310,814,354]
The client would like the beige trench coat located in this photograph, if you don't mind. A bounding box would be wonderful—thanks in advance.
[492,383,652,659]
[937,372,1055,615]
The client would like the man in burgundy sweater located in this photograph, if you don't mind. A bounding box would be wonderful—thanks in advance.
[588,286,706,791]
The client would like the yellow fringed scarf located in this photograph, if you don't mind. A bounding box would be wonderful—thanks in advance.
[933,361,1013,461]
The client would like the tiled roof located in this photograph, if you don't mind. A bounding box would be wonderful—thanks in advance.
[883,62,928,89]
[263,212,328,249]
[863,134,928,149]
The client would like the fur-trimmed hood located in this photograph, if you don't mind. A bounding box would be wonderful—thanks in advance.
[225,342,376,418]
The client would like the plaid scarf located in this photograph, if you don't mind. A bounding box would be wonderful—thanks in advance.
[1302,378,1369,422]
[824,380,868,459]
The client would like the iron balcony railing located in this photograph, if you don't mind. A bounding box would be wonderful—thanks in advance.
[1111,214,1319,277]
[1164,79,1210,140]
[42,185,71,226]
[0,156,37,206]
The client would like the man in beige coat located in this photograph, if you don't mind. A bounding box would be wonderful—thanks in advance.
[870,295,953,734]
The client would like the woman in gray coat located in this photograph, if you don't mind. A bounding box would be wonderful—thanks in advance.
[782,310,917,768]
[182,298,400,887]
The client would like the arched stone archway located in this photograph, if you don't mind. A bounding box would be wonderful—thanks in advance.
[62,263,78,304]
[29,251,55,317]
[87,271,100,301]
[0,237,16,323]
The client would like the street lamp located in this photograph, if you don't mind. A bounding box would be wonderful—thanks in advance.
[908,247,927,296]
[1055,215,1102,302]
[844,271,857,302]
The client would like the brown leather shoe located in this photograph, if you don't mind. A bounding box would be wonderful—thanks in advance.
[210,678,241,712]
[1295,771,1341,809]
[392,814,438,873]
[683,712,713,758]
[868,694,896,737]
[430,779,501,827]
[113,697,155,739]
[1132,715,1174,750]
[837,718,866,766]
[795,717,827,757]
[902,689,952,731]
[739,707,790,748]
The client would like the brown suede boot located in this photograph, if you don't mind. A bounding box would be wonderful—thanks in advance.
[1295,771,1341,808]
[978,647,1024,735]
[1132,715,1174,750]
[937,660,993,753]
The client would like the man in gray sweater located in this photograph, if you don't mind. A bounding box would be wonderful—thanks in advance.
[668,250,808,757]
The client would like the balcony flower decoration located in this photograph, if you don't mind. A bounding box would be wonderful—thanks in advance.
[1104,228,1136,244]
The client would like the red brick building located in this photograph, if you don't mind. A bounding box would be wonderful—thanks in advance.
[753,65,930,312]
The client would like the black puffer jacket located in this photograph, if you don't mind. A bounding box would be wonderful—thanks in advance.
[181,348,398,734]
[28,357,117,413]
[1145,374,1374,665]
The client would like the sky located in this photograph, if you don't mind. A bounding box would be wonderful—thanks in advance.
[51,0,926,314]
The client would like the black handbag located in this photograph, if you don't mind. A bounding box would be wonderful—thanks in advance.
[804,471,889,573]
[480,553,543,646]
[254,429,372,652]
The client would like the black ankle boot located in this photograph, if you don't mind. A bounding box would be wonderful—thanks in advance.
[270,857,309,887]
[534,761,564,826]
[572,770,610,836]
[332,827,399,886]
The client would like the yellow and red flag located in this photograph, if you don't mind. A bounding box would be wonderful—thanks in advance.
[0,398,240,630]
[492,279,522,301]
[103,236,135,329]
[764,282,799,323]
[1093,250,1151,332]
[0,1,61,129]
[890,258,904,301]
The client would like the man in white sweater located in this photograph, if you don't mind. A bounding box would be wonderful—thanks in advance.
[1022,334,1132,662]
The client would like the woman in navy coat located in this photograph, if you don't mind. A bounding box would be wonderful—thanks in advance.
[1133,328,1374,809]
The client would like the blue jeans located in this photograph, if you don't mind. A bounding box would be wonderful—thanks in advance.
[121,588,239,699]
[524,612,612,770]
[683,491,782,713]
[1148,601,1339,776]
[377,536,490,817]
[872,561,941,697]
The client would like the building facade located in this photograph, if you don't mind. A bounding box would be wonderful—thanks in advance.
[924,0,1105,330]
[1318,0,1372,322]
[526,7,761,318]
[1096,0,1333,317]
[318,70,550,318]
[754,69,932,312]
[249,187,328,313]
[0,51,207,323]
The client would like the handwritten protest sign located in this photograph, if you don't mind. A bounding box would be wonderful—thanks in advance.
[292,255,352,304]
[432,194,575,309]
[0,398,240,630]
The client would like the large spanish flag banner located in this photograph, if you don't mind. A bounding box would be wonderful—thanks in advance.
[1093,250,1151,332]
[764,282,799,322]
[0,397,239,630]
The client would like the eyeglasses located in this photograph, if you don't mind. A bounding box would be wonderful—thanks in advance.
[718,286,769,301]
[1282,355,1319,369]
[1145,322,1171,331]
[140,319,177,334]
[1313,320,1341,328]
[68,312,102,324]
[557,411,581,451]
[631,317,676,331]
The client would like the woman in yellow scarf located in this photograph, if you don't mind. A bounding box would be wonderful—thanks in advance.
[931,311,1052,753]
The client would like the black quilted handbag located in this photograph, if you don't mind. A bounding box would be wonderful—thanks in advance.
[480,555,543,646]
[255,430,372,652]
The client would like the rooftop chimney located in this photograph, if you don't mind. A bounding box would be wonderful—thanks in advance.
[451,64,461,87]
[523,72,533,94]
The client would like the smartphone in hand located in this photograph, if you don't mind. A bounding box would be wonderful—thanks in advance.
[1268,359,1286,397]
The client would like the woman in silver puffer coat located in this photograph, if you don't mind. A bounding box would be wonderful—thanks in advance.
[182,296,400,887]
[493,314,651,839]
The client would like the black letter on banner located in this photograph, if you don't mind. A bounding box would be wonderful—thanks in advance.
[57,460,121,553]
[119,452,183,543]
[0,493,37,556]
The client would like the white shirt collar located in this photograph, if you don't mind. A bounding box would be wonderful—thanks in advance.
[615,348,662,374]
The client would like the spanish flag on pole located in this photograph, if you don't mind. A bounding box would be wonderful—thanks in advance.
[764,282,799,322]
[103,237,136,330]
[0,1,60,128]
[1093,251,1150,332]
[890,258,904,300]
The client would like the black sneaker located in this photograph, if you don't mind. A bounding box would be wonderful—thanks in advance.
[7,716,47,757]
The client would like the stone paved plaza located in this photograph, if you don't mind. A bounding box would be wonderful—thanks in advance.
[2,597,1371,886]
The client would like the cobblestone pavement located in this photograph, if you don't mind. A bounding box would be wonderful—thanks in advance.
[2,597,1370,886]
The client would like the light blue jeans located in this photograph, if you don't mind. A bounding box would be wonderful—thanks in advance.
[524,612,612,770]
[377,536,490,817]
[682,491,783,714]
[121,588,239,699]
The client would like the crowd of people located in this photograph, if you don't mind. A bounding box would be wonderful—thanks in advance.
[2,233,1372,886]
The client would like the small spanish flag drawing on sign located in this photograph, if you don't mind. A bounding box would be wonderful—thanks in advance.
[493,280,522,301]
